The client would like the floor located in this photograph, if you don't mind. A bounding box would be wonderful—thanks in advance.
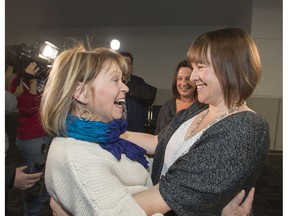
[5,113,283,215]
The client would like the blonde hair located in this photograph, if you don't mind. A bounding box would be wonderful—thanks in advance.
[40,42,128,136]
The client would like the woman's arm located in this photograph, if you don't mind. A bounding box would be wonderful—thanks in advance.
[49,187,255,216]
[133,184,170,215]
[133,184,255,216]
[121,131,158,155]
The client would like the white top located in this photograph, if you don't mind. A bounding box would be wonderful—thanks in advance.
[45,137,155,216]
[161,117,206,176]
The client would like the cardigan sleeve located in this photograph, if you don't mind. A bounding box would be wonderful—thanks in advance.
[158,112,270,216]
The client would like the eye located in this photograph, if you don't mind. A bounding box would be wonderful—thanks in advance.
[197,63,206,69]
[122,79,128,84]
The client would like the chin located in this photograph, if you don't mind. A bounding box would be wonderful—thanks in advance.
[113,113,123,120]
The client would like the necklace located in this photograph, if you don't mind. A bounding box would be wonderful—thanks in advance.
[186,109,209,140]
[186,106,239,140]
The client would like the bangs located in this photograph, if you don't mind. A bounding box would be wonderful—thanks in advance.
[187,38,210,65]
[100,52,128,76]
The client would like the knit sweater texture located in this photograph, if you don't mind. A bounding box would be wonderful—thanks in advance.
[45,137,153,216]
[152,102,270,216]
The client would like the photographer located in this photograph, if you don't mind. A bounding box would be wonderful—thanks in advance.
[9,62,52,216]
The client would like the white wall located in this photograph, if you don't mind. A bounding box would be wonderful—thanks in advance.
[251,0,282,98]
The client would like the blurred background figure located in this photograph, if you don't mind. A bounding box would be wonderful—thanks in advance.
[120,51,157,132]
[5,41,58,215]
[8,62,52,216]
[5,66,43,216]
[154,60,197,134]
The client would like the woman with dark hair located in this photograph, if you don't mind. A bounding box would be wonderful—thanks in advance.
[155,60,197,134]
[124,28,270,215]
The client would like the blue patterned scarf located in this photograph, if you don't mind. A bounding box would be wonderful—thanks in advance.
[64,114,149,168]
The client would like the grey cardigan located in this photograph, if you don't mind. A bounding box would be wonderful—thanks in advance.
[151,102,270,216]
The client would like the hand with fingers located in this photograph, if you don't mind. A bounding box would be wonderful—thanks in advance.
[25,62,40,76]
[221,187,255,216]
[13,166,43,190]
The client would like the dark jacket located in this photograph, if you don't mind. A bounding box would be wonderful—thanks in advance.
[126,75,157,132]
[152,102,270,216]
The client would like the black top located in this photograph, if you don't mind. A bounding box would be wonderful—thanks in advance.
[126,75,157,132]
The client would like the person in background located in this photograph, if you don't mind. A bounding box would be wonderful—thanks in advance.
[120,51,157,132]
[5,68,43,216]
[155,59,197,134]
[9,62,52,216]
[5,165,42,215]
[122,27,270,215]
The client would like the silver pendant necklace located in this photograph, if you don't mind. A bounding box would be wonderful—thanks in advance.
[186,106,239,140]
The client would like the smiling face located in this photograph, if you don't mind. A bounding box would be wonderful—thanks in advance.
[190,51,225,107]
[74,61,128,123]
[176,66,196,99]
[88,62,128,123]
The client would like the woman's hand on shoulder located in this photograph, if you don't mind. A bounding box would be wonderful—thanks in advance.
[221,187,255,216]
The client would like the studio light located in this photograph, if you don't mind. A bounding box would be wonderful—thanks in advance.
[39,41,59,60]
[110,39,120,50]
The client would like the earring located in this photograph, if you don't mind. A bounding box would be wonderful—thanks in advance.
[77,107,92,121]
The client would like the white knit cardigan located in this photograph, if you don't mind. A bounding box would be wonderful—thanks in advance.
[45,137,153,216]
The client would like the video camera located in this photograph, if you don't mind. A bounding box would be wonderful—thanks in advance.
[6,40,59,91]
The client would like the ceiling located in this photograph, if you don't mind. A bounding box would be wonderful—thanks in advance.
[6,0,256,31]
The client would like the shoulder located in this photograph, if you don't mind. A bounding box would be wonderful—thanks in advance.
[160,99,175,110]
[223,111,269,131]
[199,111,270,152]
[49,137,111,162]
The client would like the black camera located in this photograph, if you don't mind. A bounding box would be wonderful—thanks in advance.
[23,162,46,174]
[6,42,56,72]
[6,41,59,92]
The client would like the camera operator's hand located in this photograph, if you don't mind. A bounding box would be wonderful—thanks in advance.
[24,62,39,94]
[25,62,40,76]
[14,78,24,97]
[14,166,43,190]
[5,65,17,90]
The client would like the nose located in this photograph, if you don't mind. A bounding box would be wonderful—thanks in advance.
[190,68,198,82]
[180,79,188,86]
[121,81,129,93]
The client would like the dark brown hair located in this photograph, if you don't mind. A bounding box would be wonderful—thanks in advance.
[172,60,197,100]
[187,28,261,108]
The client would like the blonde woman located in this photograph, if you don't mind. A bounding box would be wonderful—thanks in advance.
[41,44,153,215]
